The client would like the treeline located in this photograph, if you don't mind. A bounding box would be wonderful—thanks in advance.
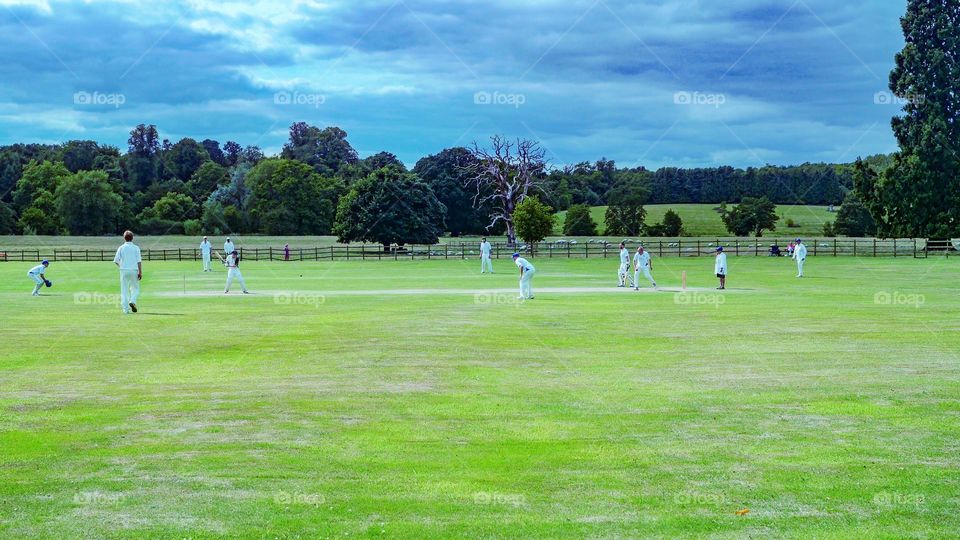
[0,122,888,239]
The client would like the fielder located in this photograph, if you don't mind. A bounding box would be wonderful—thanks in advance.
[200,236,212,272]
[793,238,807,277]
[617,243,630,287]
[224,237,236,256]
[715,246,727,290]
[113,230,142,314]
[224,250,249,294]
[632,246,656,290]
[27,260,50,296]
[480,237,494,274]
[512,252,535,299]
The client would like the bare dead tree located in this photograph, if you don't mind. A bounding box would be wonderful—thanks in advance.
[463,136,547,245]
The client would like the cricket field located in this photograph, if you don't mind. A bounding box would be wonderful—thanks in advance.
[1,256,958,538]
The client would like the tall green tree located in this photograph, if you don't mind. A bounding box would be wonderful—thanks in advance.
[513,196,554,247]
[562,204,598,236]
[281,123,359,176]
[54,170,123,235]
[722,197,779,237]
[832,192,877,237]
[247,159,342,235]
[604,180,649,236]
[856,1,960,237]
[413,147,491,236]
[334,167,446,248]
[163,138,210,182]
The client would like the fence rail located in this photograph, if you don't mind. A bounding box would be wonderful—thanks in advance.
[0,238,943,263]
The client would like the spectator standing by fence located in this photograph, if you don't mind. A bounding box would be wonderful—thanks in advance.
[284,243,290,261]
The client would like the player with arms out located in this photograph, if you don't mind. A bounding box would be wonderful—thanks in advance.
[632,246,656,290]
[114,230,142,314]
[224,250,250,294]
[715,246,727,290]
[27,260,50,296]
[512,252,535,300]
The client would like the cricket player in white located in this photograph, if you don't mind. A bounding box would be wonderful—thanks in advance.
[512,252,535,299]
[617,243,630,287]
[793,238,807,277]
[27,260,49,296]
[224,250,249,294]
[224,237,235,256]
[480,237,494,274]
[715,246,727,290]
[632,246,656,290]
[113,230,142,314]
[200,236,212,272]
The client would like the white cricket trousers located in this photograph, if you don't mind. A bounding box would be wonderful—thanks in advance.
[481,255,494,273]
[29,273,43,294]
[634,266,655,287]
[519,269,535,298]
[202,253,211,271]
[618,262,630,285]
[796,258,805,276]
[225,267,247,292]
[119,269,140,312]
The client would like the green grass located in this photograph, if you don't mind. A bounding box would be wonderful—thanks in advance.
[555,204,836,237]
[1,256,958,538]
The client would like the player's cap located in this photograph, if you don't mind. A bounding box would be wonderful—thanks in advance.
[716,246,723,252]
[41,259,49,265]
[796,238,802,242]
[512,252,520,258]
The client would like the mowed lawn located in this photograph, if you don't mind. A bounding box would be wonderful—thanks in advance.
[1,255,958,538]
[555,204,836,237]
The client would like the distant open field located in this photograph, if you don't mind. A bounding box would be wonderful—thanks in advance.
[1,256,958,537]
[555,204,836,237]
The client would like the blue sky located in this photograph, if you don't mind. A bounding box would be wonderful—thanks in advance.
[0,0,906,168]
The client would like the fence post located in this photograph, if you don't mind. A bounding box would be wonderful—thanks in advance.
[873,238,877,257]
[893,239,898,258]
[834,238,837,256]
